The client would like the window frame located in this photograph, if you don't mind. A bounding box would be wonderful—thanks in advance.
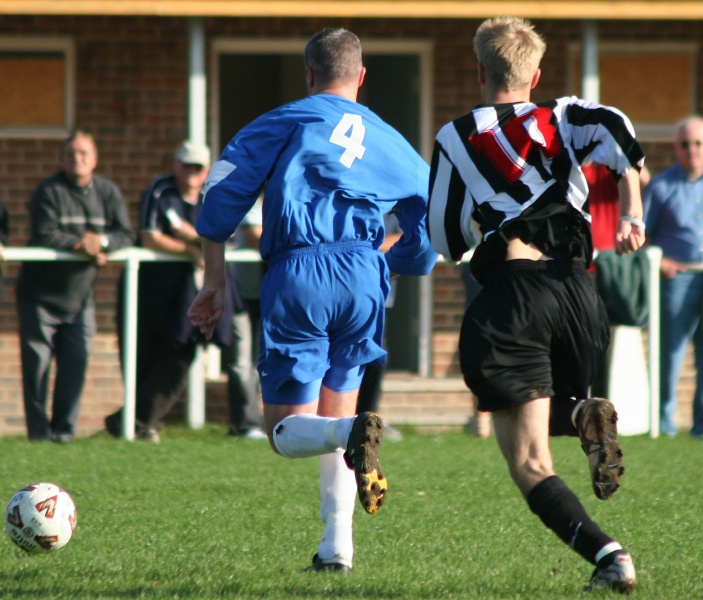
[0,36,76,139]
[209,36,434,160]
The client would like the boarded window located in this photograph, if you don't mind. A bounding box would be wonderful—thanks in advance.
[0,38,74,136]
[568,43,697,139]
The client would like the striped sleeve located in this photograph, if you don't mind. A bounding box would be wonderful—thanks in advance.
[560,98,645,175]
[428,125,477,262]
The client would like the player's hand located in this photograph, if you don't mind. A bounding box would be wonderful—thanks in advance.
[187,283,225,340]
[614,217,646,255]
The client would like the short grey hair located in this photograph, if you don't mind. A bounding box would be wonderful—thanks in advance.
[304,28,363,88]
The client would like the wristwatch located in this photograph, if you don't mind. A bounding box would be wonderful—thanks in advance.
[100,234,109,250]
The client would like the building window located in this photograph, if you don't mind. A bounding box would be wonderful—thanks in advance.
[0,37,75,138]
[568,42,698,140]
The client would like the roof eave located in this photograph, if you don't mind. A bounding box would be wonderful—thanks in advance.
[2,1,702,20]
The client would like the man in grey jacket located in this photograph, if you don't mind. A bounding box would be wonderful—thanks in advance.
[16,129,134,442]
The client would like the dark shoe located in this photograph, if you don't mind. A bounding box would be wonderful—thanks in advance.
[304,553,351,574]
[50,433,74,443]
[104,412,122,438]
[576,398,624,500]
[136,426,160,443]
[585,552,636,594]
[344,412,387,514]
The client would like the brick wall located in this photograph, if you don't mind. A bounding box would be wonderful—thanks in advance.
[0,15,701,437]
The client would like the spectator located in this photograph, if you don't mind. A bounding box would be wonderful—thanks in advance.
[105,140,233,442]
[643,115,703,439]
[226,198,266,440]
[16,129,135,442]
[188,28,437,572]
[427,16,645,593]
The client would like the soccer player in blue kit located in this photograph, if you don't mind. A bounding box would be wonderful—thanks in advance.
[188,28,437,572]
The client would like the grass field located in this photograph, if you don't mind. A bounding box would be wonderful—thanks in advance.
[0,425,700,599]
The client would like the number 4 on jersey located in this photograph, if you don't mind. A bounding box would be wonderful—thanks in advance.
[330,113,366,168]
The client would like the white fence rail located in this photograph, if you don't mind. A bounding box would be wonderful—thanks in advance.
[2,246,261,440]
[1,246,663,439]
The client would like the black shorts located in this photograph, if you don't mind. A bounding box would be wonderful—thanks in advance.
[460,259,610,412]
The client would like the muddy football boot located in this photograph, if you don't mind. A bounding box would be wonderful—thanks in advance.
[576,398,624,500]
[344,412,387,514]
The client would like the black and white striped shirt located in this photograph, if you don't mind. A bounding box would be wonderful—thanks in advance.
[428,96,644,280]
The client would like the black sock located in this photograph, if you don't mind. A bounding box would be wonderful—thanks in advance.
[527,475,613,564]
[549,396,580,437]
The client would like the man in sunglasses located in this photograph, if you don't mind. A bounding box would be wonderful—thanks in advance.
[643,115,703,439]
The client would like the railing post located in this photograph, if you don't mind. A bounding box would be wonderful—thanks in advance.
[646,246,662,438]
[121,250,140,441]
[188,346,206,429]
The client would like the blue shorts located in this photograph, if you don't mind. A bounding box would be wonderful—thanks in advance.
[259,241,389,405]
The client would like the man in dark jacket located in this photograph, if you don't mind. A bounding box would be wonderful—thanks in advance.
[105,140,233,442]
[16,129,134,442]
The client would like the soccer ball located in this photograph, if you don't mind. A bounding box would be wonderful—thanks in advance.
[5,482,77,553]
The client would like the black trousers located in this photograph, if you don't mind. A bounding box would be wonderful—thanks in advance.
[17,298,95,439]
[116,299,195,430]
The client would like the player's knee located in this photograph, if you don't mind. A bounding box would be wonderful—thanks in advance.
[511,460,555,498]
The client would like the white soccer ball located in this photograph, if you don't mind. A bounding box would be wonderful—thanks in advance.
[5,482,77,553]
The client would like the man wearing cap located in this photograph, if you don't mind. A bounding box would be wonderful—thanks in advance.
[105,140,233,441]
[17,129,135,442]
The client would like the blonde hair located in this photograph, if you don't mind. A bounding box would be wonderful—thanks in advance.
[473,16,546,91]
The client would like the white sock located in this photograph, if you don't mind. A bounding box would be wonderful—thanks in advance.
[317,449,356,566]
[272,414,354,458]
[596,542,623,564]
[571,399,587,428]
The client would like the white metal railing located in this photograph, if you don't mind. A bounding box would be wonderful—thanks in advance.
[2,246,261,440]
[1,245,663,439]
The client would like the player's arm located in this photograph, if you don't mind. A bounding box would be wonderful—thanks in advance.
[427,134,476,263]
[187,237,227,340]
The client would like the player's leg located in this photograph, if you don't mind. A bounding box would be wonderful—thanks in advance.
[491,397,554,497]
[264,373,384,572]
[493,399,636,592]
[265,367,386,512]
[552,268,624,500]
[313,384,360,572]
[263,378,356,457]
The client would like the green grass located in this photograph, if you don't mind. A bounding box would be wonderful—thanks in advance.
[0,425,700,599]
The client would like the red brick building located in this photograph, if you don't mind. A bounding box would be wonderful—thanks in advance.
[0,1,701,436]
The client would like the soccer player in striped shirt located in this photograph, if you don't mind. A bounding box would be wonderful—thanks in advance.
[428,16,645,593]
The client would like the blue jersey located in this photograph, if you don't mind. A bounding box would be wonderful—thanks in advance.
[197,93,437,276]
